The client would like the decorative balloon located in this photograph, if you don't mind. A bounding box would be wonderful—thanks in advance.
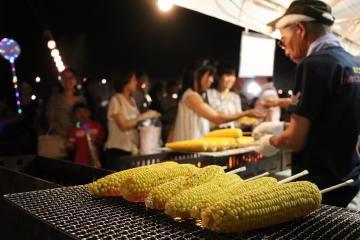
[0,38,22,114]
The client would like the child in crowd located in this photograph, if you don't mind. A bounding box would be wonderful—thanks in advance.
[67,103,104,167]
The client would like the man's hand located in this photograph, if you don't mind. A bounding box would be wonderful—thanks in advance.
[252,121,285,140]
[256,134,279,157]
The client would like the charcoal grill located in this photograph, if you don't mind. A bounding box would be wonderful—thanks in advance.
[3,185,360,240]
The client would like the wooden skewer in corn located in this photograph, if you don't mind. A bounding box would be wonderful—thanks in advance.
[226,166,247,175]
[244,172,270,182]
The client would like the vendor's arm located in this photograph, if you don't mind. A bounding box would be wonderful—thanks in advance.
[270,114,310,152]
[185,93,265,125]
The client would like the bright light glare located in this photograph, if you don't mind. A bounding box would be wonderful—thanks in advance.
[101,78,107,85]
[247,82,261,95]
[57,65,65,72]
[47,40,56,49]
[158,0,173,11]
[51,49,60,57]
[31,94,36,100]
[35,76,41,83]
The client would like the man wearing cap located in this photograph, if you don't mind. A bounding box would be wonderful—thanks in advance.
[253,0,360,208]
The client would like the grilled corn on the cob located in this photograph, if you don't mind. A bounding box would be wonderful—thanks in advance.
[201,181,321,232]
[86,161,178,196]
[145,165,226,209]
[164,173,243,219]
[121,164,198,202]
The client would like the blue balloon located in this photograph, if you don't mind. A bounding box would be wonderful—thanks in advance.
[0,38,21,63]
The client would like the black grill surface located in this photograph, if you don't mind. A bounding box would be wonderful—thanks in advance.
[3,186,360,240]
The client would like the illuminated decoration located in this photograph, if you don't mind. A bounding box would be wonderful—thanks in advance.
[158,0,173,12]
[140,83,146,89]
[31,94,36,100]
[35,76,41,83]
[101,78,107,85]
[47,38,66,73]
[145,94,152,102]
[278,89,283,95]
[0,38,22,114]
[51,48,60,57]
[171,93,178,99]
[288,90,293,96]
[47,40,56,49]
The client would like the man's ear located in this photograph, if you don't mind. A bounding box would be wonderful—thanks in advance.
[296,22,307,40]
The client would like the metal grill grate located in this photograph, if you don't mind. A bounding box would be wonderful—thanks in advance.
[4,186,360,240]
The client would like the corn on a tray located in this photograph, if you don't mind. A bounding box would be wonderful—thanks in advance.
[204,128,243,138]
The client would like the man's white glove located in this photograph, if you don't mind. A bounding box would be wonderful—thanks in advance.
[252,121,285,140]
[256,134,279,157]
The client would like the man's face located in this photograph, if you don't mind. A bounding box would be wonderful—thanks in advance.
[279,23,308,63]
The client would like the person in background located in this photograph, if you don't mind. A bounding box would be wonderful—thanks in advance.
[160,80,182,142]
[254,0,360,208]
[67,103,104,167]
[105,71,160,167]
[47,67,86,138]
[207,64,261,129]
[132,72,151,113]
[254,76,281,122]
[231,77,250,111]
[173,61,264,141]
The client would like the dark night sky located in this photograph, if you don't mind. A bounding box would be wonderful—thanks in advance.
[0,0,296,108]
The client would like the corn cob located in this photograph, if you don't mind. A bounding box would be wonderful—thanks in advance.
[201,181,321,233]
[166,137,239,152]
[239,116,259,125]
[236,136,255,147]
[145,165,227,210]
[86,161,178,196]
[120,164,198,202]
[191,177,277,219]
[204,128,242,138]
[166,139,214,152]
[204,137,238,150]
[164,173,243,219]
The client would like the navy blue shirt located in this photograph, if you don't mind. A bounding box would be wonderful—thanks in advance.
[288,46,360,207]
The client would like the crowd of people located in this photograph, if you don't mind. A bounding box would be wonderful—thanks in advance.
[0,61,281,168]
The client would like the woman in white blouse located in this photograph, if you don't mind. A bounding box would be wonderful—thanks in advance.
[173,62,264,141]
[207,65,263,129]
[105,71,160,166]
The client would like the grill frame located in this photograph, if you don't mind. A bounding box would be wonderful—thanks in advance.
[3,185,360,240]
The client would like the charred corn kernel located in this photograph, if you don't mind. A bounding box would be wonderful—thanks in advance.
[145,165,226,210]
[204,128,242,138]
[239,116,259,124]
[236,136,255,147]
[166,139,212,152]
[86,161,178,196]
[121,164,198,202]
[164,173,242,219]
[191,177,277,219]
[202,181,321,233]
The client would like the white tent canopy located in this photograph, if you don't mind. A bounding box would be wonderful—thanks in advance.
[172,0,360,56]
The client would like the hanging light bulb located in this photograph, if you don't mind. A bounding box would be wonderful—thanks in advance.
[157,0,173,12]
[47,40,56,49]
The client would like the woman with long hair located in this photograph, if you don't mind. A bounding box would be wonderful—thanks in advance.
[173,61,264,141]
